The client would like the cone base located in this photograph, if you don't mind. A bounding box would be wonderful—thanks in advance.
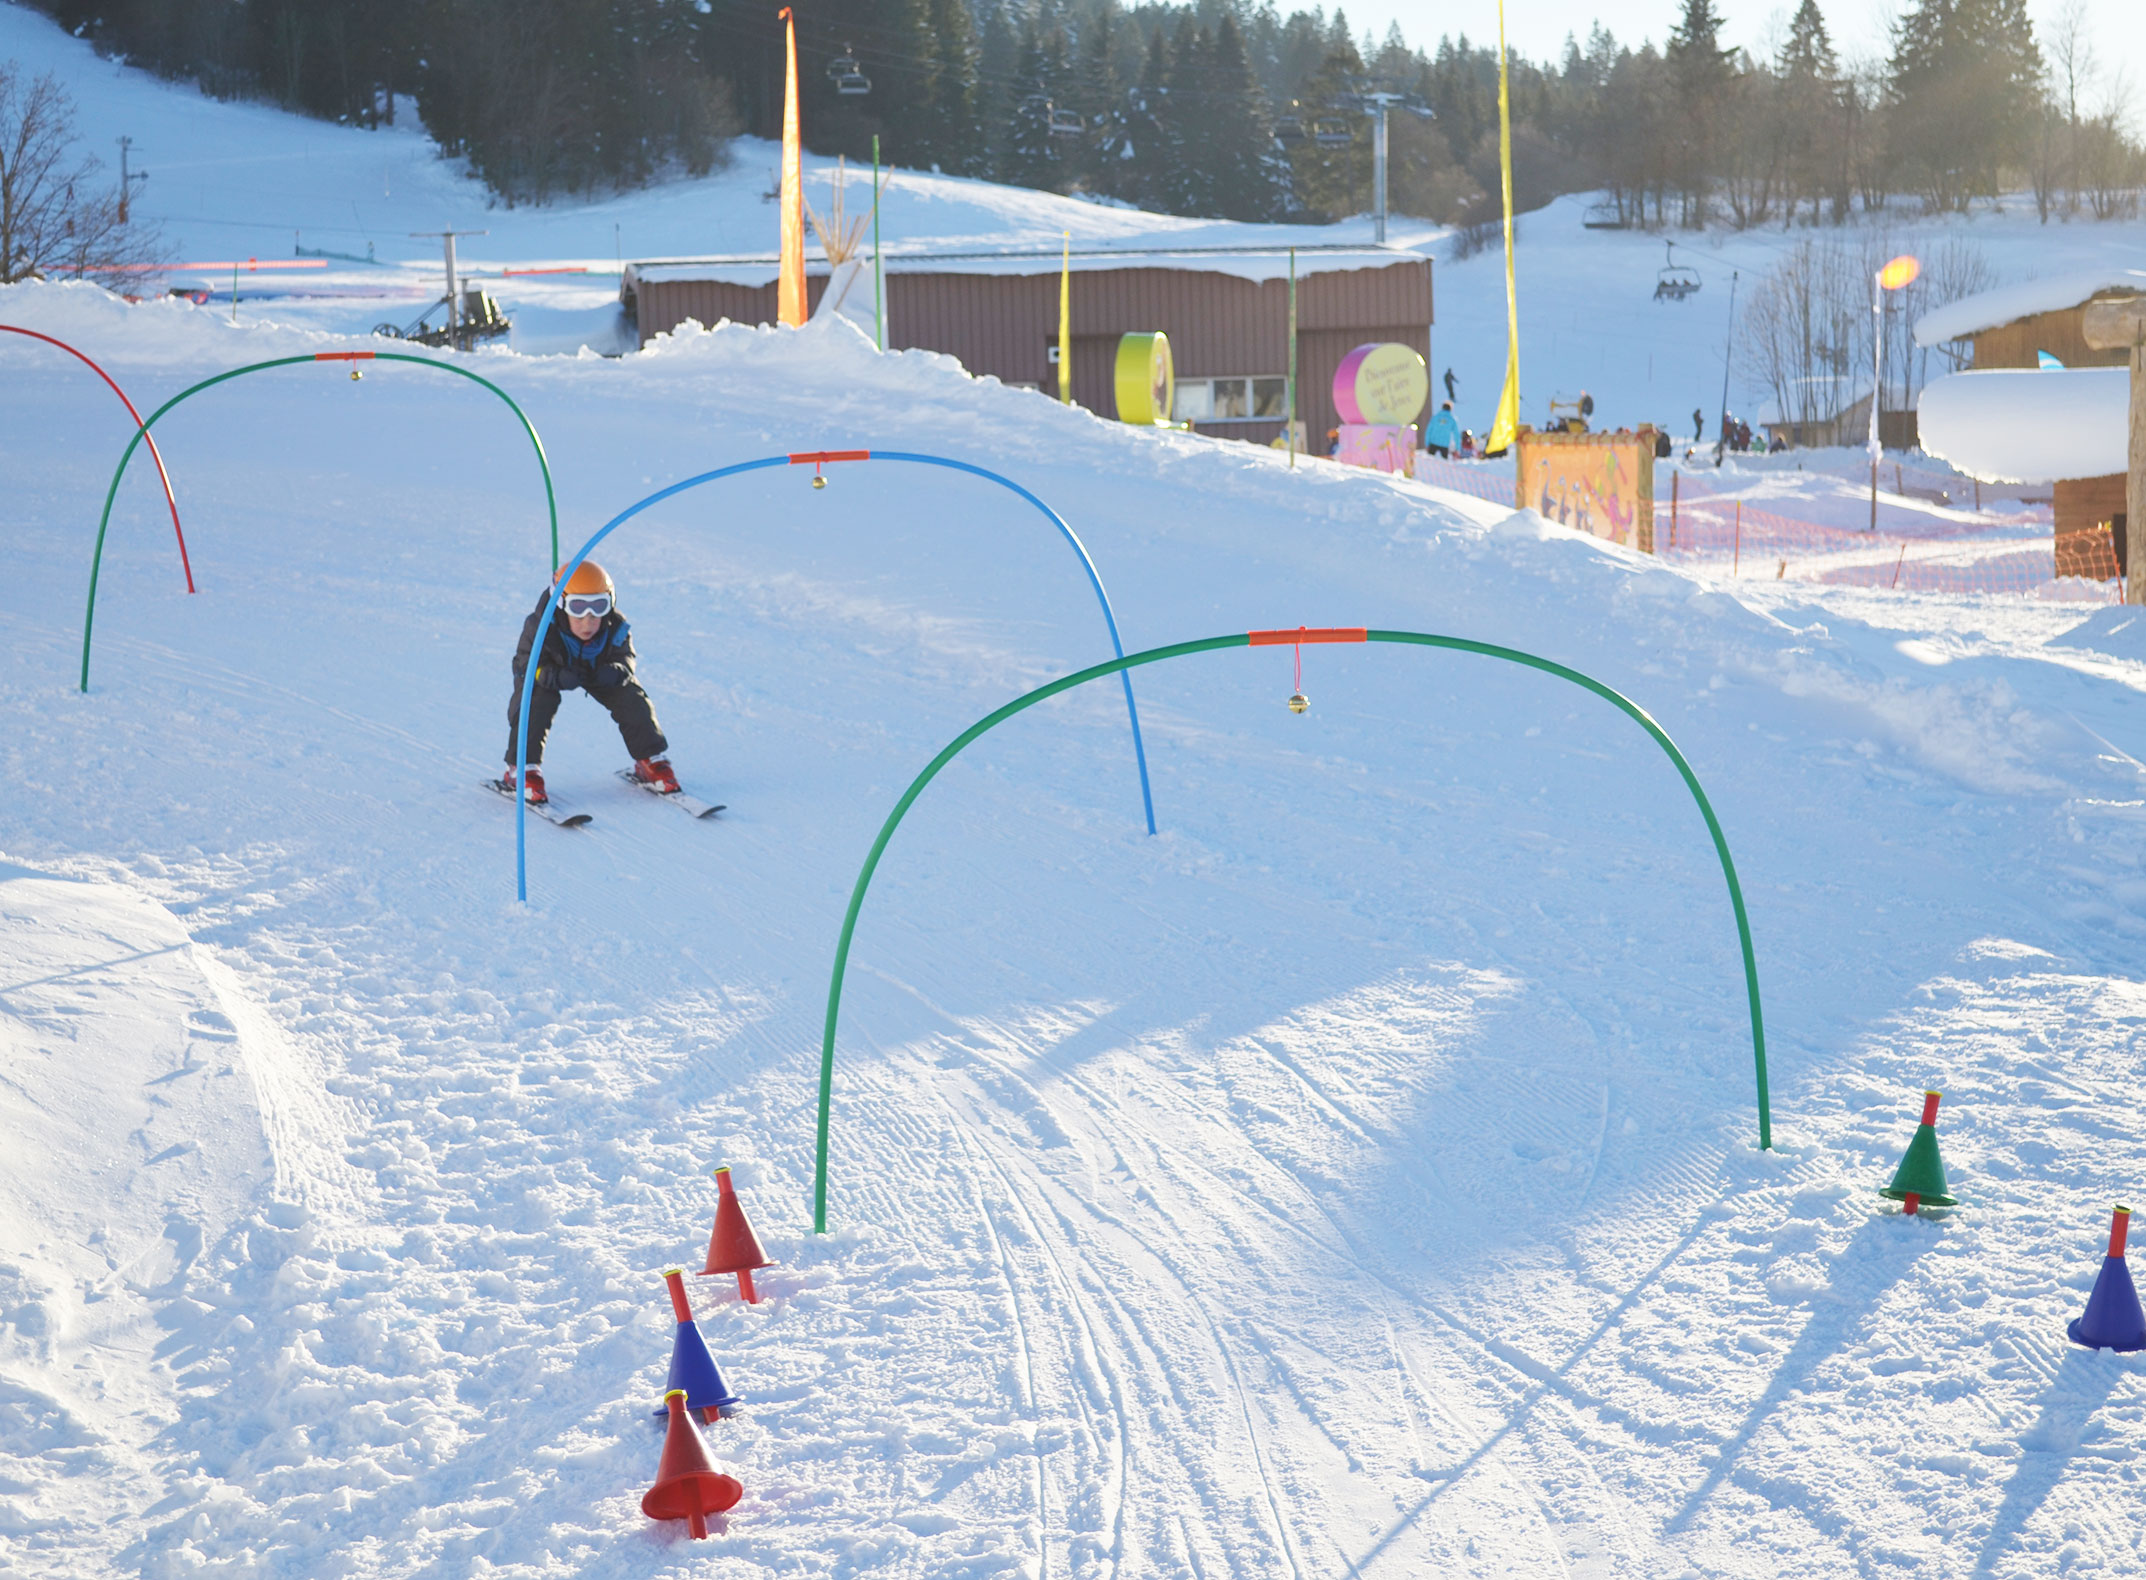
[642,1469,744,1525]
[1879,1188,1957,1208]
[2067,1316,2146,1353]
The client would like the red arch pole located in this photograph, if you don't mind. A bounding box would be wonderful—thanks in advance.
[2,325,193,593]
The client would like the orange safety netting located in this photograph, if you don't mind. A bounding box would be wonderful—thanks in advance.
[1412,455,2121,602]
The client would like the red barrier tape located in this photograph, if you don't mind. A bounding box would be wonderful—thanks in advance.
[313,351,378,362]
[788,450,871,465]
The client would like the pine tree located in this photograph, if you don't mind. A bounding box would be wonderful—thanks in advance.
[1778,0,1837,79]
[1119,23,1178,211]
[1160,16,1212,214]
[1004,18,1071,192]
[1203,13,1285,221]
[976,1,1021,178]
[1664,0,1734,224]
[1069,0,1122,194]
[922,0,980,175]
[1889,0,2044,210]
[1285,36,1369,223]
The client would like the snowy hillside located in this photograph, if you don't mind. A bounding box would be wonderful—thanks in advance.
[7,270,2146,1577]
[10,4,2146,1575]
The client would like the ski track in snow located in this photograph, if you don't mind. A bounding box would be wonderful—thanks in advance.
[5,272,2146,1578]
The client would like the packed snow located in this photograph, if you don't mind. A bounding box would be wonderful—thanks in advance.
[9,7,2146,1578]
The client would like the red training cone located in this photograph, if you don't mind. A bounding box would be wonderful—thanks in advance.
[642,1389,743,1539]
[701,1165,774,1303]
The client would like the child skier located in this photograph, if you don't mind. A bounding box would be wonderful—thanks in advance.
[502,560,677,803]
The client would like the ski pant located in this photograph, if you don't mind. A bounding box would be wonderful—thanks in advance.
[505,678,668,767]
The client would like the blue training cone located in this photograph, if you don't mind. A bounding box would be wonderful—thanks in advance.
[655,1267,744,1422]
[2068,1205,2146,1353]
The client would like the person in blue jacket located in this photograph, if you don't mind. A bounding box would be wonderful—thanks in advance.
[1424,401,1462,458]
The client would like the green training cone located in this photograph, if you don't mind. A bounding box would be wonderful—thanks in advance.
[1879,1090,1956,1213]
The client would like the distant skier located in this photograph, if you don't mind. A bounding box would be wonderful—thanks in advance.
[1424,400,1461,458]
[1692,407,1705,442]
[501,560,677,804]
[1442,366,1458,403]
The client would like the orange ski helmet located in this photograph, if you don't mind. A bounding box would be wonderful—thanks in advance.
[556,560,614,597]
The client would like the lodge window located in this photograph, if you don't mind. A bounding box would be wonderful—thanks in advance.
[1175,376,1288,423]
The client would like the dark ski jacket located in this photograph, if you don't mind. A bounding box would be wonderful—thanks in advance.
[512,588,640,694]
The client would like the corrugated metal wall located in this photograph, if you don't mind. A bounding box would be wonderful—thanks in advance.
[634,260,1433,447]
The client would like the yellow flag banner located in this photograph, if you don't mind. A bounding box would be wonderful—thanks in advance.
[1487,0,1521,455]
[1058,232,1072,404]
[777,7,806,327]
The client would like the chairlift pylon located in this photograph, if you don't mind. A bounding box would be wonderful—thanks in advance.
[1654,240,1702,302]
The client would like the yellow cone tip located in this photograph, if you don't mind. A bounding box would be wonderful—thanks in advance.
[662,1265,683,1276]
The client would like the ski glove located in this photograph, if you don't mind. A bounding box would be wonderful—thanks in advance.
[588,661,632,690]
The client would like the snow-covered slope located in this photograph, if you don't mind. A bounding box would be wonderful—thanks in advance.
[6,279,2146,1577]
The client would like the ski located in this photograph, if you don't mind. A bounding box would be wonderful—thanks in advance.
[616,770,725,820]
[486,778,592,828]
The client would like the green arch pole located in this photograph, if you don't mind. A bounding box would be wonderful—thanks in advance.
[79,350,557,692]
[812,626,1771,1232]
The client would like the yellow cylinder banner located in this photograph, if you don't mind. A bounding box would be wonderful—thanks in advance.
[1114,332,1174,426]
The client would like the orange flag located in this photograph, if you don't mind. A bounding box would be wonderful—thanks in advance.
[778,8,806,327]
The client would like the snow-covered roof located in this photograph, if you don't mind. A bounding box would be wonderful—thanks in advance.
[1915,367,2129,483]
[1912,269,2146,347]
[626,244,1424,292]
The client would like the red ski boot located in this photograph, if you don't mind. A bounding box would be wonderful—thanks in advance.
[634,758,681,794]
[504,766,548,804]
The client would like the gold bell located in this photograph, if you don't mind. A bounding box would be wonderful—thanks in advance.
[1287,691,1309,714]
[349,367,362,381]
[811,474,827,489]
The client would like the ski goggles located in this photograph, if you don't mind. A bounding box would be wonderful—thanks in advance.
[561,592,613,620]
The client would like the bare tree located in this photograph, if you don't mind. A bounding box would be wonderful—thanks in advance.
[1742,233,1996,443]
[0,62,163,285]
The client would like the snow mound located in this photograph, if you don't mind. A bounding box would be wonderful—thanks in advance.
[1916,368,2129,483]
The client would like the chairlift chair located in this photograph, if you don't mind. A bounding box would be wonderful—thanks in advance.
[1274,114,1307,147]
[1312,117,1353,147]
[1047,105,1084,138]
[828,46,870,95]
[1654,240,1702,302]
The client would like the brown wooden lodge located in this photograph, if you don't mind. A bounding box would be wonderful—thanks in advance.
[622,246,1433,447]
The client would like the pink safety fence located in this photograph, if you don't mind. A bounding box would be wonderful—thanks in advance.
[1413,454,2121,603]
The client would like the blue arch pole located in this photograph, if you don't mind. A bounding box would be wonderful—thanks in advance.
[871,451,1154,838]
[514,450,1156,900]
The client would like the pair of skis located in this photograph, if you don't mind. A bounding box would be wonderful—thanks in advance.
[487,770,725,828]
